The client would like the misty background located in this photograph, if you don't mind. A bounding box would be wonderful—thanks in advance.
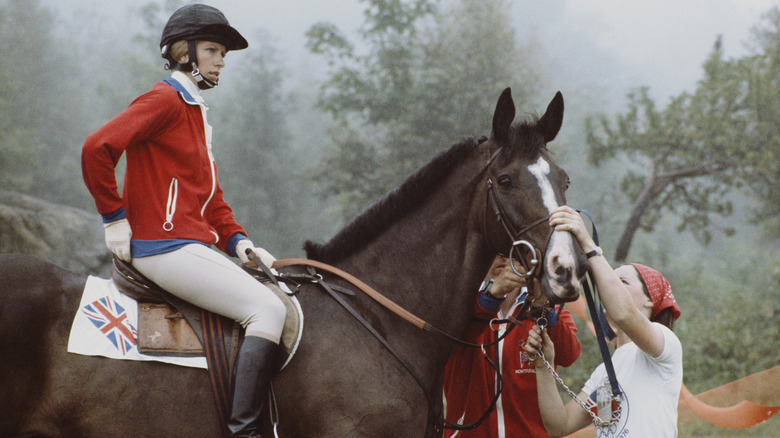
[1,0,778,435]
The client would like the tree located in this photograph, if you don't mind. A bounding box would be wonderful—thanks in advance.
[306,0,544,220]
[211,31,314,256]
[585,7,780,261]
[0,0,90,205]
[0,0,180,211]
[739,7,780,236]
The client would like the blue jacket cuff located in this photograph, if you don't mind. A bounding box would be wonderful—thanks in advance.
[478,293,504,313]
[227,233,249,257]
[101,207,126,223]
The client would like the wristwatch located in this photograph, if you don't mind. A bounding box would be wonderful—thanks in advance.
[585,246,603,259]
[479,279,501,299]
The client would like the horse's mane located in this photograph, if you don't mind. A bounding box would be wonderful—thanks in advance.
[303,137,479,263]
[304,117,546,264]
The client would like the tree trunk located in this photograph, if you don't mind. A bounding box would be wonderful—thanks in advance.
[614,174,668,263]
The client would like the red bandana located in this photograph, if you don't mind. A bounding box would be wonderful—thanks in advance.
[629,263,681,320]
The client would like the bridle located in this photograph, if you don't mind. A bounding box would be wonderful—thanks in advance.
[484,143,550,287]
[484,140,582,307]
[487,176,549,279]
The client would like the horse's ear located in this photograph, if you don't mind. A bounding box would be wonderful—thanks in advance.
[492,87,515,143]
[538,91,564,143]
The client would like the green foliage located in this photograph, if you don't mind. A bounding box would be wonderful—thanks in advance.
[0,0,84,202]
[668,232,779,436]
[209,32,313,256]
[673,244,779,393]
[678,419,779,437]
[0,0,180,211]
[306,0,543,221]
[739,8,780,237]
[585,8,780,261]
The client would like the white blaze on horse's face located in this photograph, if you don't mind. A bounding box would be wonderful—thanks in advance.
[529,156,581,300]
[528,157,556,212]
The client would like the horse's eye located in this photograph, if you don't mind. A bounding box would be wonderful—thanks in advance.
[497,175,512,188]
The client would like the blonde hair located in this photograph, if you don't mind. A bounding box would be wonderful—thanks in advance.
[169,40,189,64]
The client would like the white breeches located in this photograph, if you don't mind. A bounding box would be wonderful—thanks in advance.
[132,243,286,344]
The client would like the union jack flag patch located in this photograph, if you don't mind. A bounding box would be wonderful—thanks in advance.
[81,296,138,355]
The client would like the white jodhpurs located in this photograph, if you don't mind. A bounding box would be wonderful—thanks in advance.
[132,243,286,344]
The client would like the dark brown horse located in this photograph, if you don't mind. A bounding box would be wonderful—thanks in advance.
[0,88,587,437]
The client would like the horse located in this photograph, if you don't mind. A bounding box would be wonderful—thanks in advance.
[0,88,587,438]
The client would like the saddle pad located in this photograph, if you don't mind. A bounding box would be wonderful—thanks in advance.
[67,275,207,369]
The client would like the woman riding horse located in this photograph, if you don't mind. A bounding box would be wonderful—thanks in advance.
[80,4,283,437]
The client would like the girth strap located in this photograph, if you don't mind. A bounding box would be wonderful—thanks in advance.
[201,310,232,438]
[304,267,429,392]
[287,263,442,435]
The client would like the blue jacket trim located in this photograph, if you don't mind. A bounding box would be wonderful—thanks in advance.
[162,77,199,105]
[478,293,504,313]
[102,207,127,223]
[227,233,249,257]
[131,239,209,258]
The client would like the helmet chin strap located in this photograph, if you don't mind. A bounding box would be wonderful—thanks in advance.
[190,62,218,90]
[187,39,217,90]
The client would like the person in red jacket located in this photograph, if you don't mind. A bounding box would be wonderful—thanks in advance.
[81,5,282,437]
[443,255,581,437]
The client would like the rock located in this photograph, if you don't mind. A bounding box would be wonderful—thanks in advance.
[0,190,111,275]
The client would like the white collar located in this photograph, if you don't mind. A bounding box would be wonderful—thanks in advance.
[171,71,205,105]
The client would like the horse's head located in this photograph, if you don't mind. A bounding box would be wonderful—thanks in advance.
[482,88,587,305]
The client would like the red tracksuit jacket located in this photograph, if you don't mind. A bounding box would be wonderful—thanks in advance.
[81,77,246,256]
[443,297,580,437]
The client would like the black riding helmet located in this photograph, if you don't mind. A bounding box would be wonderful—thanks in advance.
[160,4,248,88]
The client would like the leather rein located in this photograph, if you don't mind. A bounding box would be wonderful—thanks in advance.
[273,258,430,330]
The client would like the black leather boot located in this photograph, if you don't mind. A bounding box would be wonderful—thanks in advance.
[228,336,279,438]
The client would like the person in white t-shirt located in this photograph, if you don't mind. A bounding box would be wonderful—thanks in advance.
[524,206,683,437]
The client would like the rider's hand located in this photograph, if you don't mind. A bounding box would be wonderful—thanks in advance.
[524,324,555,364]
[549,206,598,253]
[236,240,277,268]
[104,218,132,262]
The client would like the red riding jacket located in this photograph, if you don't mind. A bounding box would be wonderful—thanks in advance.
[81,75,246,256]
[443,296,580,438]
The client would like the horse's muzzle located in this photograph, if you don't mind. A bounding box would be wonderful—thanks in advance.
[540,230,588,304]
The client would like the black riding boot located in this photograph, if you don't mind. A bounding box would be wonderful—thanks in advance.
[228,336,279,438]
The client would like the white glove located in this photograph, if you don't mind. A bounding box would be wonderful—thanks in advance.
[104,218,132,262]
[235,240,277,268]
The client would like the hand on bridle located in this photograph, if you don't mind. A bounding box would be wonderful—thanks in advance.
[489,257,528,299]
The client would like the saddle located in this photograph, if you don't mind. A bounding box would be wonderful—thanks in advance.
[111,257,235,358]
[111,257,302,362]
